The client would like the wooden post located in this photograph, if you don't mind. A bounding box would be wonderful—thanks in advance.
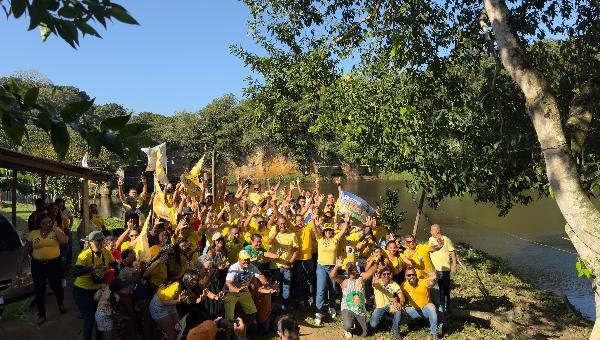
[412,189,426,236]
[211,149,215,198]
[40,174,47,201]
[11,170,17,228]
[82,179,90,235]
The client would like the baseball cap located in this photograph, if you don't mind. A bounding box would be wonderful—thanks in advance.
[238,250,252,261]
[88,230,104,242]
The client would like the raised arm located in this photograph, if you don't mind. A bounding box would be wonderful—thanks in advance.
[330,257,346,284]
[117,177,126,203]
[334,176,343,198]
[140,175,148,201]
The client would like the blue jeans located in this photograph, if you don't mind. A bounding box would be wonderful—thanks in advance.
[315,264,336,313]
[73,286,99,340]
[402,303,439,335]
[271,267,292,303]
[293,259,314,306]
[369,305,402,339]
[257,303,286,334]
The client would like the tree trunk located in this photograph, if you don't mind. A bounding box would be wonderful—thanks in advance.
[483,0,600,337]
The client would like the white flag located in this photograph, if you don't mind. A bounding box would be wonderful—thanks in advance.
[141,143,167,172]
[81,152,89,168]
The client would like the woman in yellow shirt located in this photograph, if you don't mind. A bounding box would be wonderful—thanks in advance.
[149,270,200,340]
[311,209,349,325]
[17,214,68,325]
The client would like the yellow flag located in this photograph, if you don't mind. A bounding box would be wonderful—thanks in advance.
[152,176,177,226]
[134,213,151,262]
[186,155,205,179]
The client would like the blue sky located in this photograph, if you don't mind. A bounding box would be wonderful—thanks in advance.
[0,1,260,115]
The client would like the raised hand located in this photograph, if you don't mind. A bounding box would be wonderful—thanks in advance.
[118,177,124,187]
[335,256,344,267]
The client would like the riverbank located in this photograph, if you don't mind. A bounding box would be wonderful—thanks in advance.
[0,237,592,339]
[265,242,592,340]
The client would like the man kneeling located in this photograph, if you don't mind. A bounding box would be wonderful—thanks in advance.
[400,267,439,340]
[224,250,268,321]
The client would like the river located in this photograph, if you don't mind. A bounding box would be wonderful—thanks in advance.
[94,180,594,319]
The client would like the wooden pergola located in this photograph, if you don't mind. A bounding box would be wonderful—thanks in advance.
[0,147,112,235]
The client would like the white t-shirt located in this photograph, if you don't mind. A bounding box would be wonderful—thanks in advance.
[224,262,261,293]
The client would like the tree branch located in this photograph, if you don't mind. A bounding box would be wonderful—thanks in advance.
[479,11,502,95]
[332,0,382,45]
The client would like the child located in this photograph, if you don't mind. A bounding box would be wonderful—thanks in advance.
[118,249,139,339]
[94,279,123,340]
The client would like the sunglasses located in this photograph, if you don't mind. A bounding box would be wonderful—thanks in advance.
[406,240,416,244]
[405,273,416,277]
[130,234,139,237]
[381,272,392,277]
[254,187,260,191]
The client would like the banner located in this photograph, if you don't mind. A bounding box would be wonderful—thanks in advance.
[152,177,177,226]
[141,143,167,172]
[134,213,151,262]
[336,191,376,223]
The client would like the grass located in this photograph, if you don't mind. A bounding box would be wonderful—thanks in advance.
[260,243,592,340]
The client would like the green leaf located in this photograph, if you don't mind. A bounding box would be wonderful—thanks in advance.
[28,0,45,30]
[100,114,131,131]
[49,118,70,160]
[59,99,94,123]
[100,131,124,155]
[40,22,52,42]
[108,7,139,25]
[1,111,26,144]
[11,0,27,18]
[117,122,150,136]
[23,87,39,106]
[76,21,101,38]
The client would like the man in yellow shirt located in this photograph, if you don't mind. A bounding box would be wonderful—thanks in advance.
[369,267,404,340]
[267,216,299,305]
[401,234,435,279]
[400,267,440,339]
[292,213,314,308]
[428,224,457,314]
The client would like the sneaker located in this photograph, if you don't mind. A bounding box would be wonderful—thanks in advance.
[344,331,352,338]
[314,313,322,326]
[329,307,337,318]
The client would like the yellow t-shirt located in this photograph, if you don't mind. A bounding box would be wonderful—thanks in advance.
[428,235,455,271]
[401,279,430,309]
[386,250,403,275]
[317,235,341,266]
[27,229,61,261]
[185,232,201,264]
[156,281,181,301]
[295,225,314,261]
[244,226,271,249]
[120,240,132,252]
[401,244,434,279]
[268,230,299,269]
[74,249,114,290]
[373,281,401,308]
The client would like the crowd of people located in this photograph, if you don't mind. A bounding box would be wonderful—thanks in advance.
[19,175,457,340]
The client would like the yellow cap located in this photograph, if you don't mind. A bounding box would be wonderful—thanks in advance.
[238,250,252,261]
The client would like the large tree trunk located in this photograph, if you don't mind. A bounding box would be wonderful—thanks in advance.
[483,0,600,338]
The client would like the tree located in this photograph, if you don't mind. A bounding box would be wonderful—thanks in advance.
[1,0,138,48]
[237,0,600,335]
[0,0,145,165]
